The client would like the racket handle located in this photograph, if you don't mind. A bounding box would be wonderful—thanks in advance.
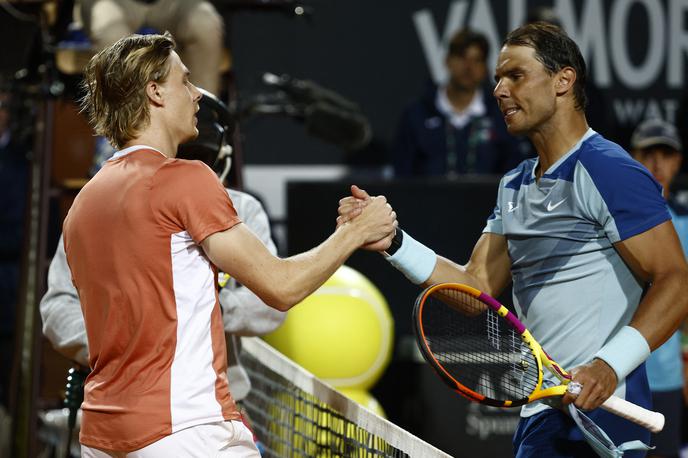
[601,395,664,433]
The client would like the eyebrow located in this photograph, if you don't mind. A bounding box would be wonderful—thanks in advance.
[494,65,524,82]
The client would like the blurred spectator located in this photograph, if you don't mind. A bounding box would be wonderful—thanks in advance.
[391,28,531,177]
[676,91,688,173]
[0,91,29,409]
[630,118,687,458]
[78,0,224,95]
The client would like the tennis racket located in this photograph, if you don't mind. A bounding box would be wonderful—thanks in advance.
[413,283,664,433]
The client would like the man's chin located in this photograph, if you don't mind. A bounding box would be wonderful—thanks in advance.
[506,123,527,136]
[180,130,199,145]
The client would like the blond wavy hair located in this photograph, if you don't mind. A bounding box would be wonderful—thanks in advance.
[80,33,176,149]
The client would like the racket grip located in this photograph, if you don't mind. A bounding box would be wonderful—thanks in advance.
[601,395,664,433]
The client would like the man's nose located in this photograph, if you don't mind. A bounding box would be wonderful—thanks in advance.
[493,80,508,99]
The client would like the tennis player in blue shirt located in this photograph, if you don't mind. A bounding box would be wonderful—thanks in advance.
[339,23,688,457]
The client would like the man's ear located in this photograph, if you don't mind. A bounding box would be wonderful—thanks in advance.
[146,81,164,106]
[555,67,576,97]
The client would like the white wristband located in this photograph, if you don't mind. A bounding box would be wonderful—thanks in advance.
[594,326,650,383]
[385,230,436,284]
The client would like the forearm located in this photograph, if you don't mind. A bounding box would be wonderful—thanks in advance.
[425,256,492,293]
[591,273,688,386]
[269,224,363,308]
[386,231,510,297]
[587,278,685,389]
[206,223,365,311]
[630,269,688,350]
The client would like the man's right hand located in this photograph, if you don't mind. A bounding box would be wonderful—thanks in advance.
[338,185,397,251]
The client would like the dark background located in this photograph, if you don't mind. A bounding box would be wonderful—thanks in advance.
[227,0,686,169]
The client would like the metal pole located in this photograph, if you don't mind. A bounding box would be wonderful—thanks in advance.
[11,96,53,458]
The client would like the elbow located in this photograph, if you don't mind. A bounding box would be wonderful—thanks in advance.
[262,287,307,312]
[260,291,295,312]
[264,297,293,312]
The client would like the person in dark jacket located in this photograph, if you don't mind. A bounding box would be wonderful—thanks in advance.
[392,28,532,177]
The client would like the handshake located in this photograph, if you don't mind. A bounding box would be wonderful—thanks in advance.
[337,185,437,286]
[336,185,398,253]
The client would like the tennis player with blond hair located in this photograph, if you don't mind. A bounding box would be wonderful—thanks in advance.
[66,32,397,457]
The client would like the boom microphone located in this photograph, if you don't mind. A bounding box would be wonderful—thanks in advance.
[262,72,359,111]
[260,72,372,150]
[304,102,371,151]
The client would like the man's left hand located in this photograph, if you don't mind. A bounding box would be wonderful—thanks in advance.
[561,358,618,410]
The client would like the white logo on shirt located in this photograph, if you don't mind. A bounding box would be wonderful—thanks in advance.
[507,202,519,212]
[547,198,567,211]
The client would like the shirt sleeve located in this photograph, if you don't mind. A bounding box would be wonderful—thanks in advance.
[483,175,505,235]
[39,235,90,366]
[154,159,241,243]
[578,147,671,243]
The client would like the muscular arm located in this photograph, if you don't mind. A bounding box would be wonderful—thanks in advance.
[567,220,688,410]
[202,196,397,311]
[39,236,89,366]
[616,220,688,349]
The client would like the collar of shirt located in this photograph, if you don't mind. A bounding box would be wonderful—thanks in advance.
[435,86,486,129]
[109,145,166,161]
[530,128,596,181]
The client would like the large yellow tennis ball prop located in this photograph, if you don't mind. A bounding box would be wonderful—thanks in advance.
[264,265,393,390]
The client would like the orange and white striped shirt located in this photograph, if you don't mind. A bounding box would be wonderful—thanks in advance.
[64,146,241,452]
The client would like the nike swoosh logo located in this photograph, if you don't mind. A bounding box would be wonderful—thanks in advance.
[547,198,567,211]
[507,202,519,212]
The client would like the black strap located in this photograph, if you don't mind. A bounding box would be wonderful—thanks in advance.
[384,229,403,256]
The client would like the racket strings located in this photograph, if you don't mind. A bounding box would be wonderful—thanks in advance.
[486,309,501,350]
[422,288,540,404]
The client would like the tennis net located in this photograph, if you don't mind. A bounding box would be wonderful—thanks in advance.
[240,337,451,458]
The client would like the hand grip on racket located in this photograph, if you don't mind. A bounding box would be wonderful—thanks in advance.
[412,283,665,433]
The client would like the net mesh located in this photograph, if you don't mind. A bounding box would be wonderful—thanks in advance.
[240,337,451,458]
[420,287,540,404]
